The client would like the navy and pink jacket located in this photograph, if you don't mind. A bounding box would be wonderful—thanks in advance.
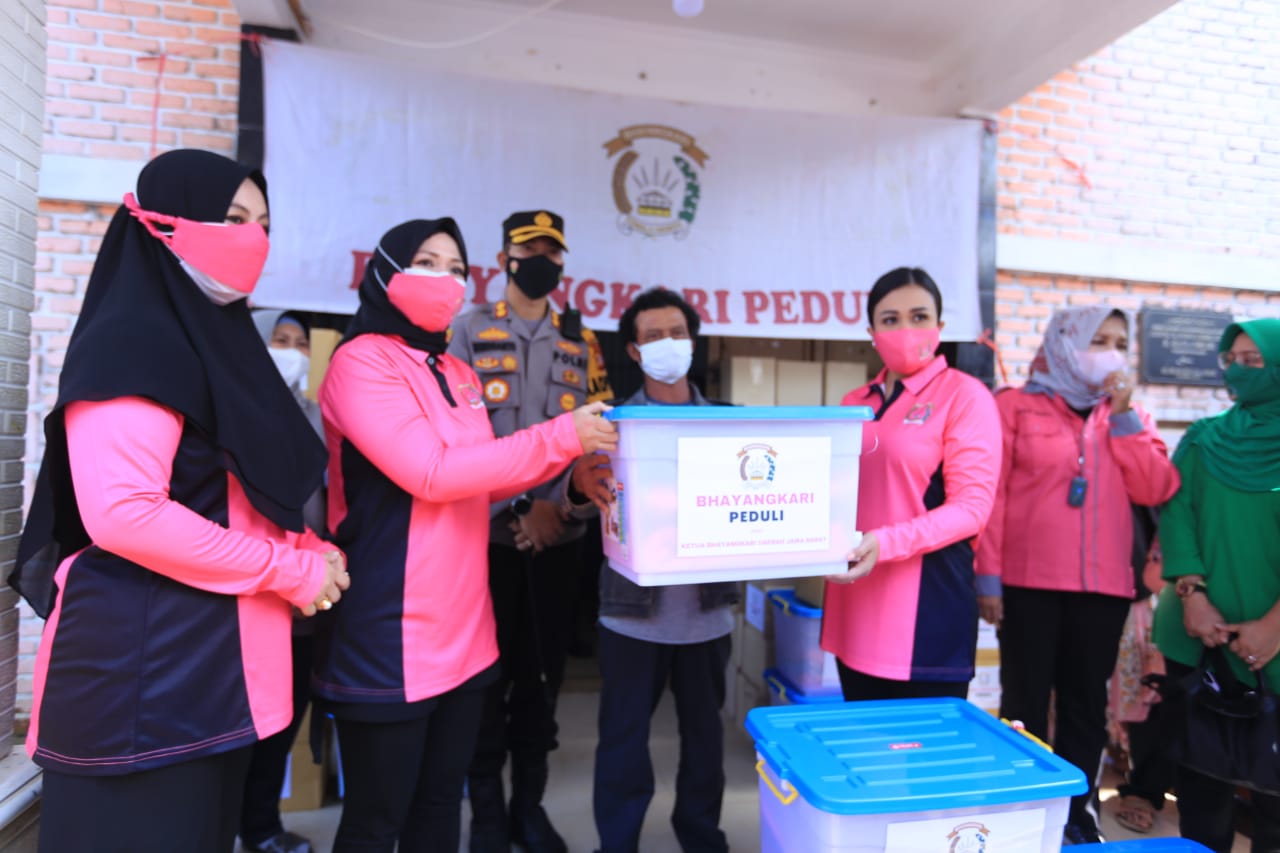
[821,357,1002,683]
[29,397,331,775]
[313,334,584,706]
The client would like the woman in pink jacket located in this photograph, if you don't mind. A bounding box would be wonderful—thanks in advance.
[821,267,1002,700]
[13,150,348,853]
[977,305,1179,845]
[314,219,616,853]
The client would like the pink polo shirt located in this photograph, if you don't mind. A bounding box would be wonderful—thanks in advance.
[821,357,1002,682]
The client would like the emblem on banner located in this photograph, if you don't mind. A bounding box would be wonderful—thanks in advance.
[602,124,707,240]
[946,821,990,853]
[737,442,777,489]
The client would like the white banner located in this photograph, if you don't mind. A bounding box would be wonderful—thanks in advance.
[260,42,983,340]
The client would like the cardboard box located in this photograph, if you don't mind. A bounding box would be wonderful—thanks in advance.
[822,361,868,405]
[792,576,826,609]
[775,360,824,406]
[306,327,343,403]
[280,708,326,813]
[722,356,776,405]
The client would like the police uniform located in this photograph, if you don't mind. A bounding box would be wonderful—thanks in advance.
[447,212,612,851]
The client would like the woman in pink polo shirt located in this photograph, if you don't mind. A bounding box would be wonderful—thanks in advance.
[314,219,616,853]
[821,267,1002,700]
[13,149,348,853]
[977,305,1179,845]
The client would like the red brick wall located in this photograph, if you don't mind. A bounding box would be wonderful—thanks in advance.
[996,0,1279,258]
[44,0,241,159]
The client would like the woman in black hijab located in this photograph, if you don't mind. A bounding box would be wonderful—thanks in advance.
[314,219,616,852]
[15,149,349,853]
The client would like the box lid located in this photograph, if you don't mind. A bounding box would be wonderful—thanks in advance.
[606,405,875,422]
[768,588,822,619]
[746,698,1087,815]
[764,668,843,703]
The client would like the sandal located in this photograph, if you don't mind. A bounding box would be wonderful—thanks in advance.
[1114,794,1157,834]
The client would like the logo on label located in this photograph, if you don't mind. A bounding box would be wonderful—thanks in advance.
[603,124,707,240]
[484,378,510,403]
[947,821,991,853]
[562,368,582,385]
[737,443,777,489]
[556,340,583,356]
[502,355,518,371]
[474,357,500,370]
[458,383,484,409]
[559,392,577,411]
[477,327,511,341]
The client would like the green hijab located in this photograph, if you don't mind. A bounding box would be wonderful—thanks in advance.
[1176,318,1280,492]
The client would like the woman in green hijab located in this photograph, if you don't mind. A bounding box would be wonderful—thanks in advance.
[1153,317,1280,853]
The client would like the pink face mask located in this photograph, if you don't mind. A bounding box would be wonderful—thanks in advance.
[124,193,268,299]
[872,327,941,376]
[386,269,466,332]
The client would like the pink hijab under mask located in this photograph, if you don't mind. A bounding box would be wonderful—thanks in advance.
[1027,306,1129,410]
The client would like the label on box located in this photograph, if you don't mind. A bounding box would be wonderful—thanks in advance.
[745,583,767,631]
[677,436,831,557]
[884,808,1045,853]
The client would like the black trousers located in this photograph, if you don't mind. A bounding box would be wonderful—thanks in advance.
[332,685,486,853]
[1164,658,1280,853]
[998,585,1130,831]
[836,662,970,701]
[470,540,580,778]
[240,635,313,846]
[593,626,732,853]
[40,746,253,853]
[1116,694,1178,810]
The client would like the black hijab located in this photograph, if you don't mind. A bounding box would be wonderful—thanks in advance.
[14,149,327,617]
[342,218,469,355]
[341,218,470,407]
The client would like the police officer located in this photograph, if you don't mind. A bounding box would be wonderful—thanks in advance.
[450,211,612,853]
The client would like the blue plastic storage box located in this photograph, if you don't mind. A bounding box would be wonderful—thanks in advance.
[764,667,843,705]
[768,588,840,693]
[601,406,873,586]
[746,698,1087,852]
[1070,843,1211,852]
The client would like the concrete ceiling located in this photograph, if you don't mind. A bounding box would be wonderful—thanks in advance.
[234,0,1177,117]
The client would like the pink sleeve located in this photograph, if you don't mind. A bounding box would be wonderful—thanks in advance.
[322,345,584,504]
[975,389,1019,584]
[873,381,1002,565]
[1111,406,1181,506]
[65,397,328,609]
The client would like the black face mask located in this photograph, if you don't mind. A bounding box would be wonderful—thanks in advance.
[508,253,563,300]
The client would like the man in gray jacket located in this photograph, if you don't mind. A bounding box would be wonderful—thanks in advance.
[568,288,738,853]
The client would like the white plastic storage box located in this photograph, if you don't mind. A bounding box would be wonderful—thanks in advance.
[769,589,840,693]
[745,698,1087,853]
[601,405,873,586]
[764,667,843,706]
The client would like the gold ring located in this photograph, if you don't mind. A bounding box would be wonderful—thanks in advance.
[318,598,333,611]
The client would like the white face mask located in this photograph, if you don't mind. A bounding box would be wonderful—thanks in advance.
[636,337,693,385]
[1076,348,1128,386]
[175,253,249,306]
[268,346,310,390]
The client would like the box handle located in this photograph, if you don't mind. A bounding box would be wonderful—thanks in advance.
[755,758,798,805]
[764,673,786,702]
